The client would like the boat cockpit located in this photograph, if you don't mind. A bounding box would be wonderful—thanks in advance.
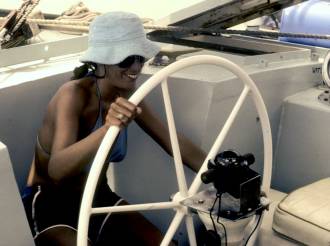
[0,0,329,245]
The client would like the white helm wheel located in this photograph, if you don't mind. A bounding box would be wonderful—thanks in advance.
[322,51,330,87]
[77,55,272,246]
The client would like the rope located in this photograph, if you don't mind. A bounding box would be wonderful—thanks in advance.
[12,0,41,33]
[37,23,88,32]
[25,18,91,26]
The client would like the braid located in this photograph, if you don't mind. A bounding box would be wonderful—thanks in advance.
[71,62,97,80]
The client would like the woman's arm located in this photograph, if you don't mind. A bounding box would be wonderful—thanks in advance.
[47,84,108,183]
[47,90,140,183]
[135,101,206,172]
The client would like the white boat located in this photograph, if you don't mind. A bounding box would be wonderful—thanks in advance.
[0,0,329,245]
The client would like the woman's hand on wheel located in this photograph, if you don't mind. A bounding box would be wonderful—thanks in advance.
[105,97,142,128]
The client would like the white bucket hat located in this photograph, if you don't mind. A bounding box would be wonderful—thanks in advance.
[80,11,160,65]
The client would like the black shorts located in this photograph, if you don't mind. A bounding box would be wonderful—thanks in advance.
[22,181,122,243]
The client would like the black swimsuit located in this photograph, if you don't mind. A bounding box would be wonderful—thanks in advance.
[22,179,123,241]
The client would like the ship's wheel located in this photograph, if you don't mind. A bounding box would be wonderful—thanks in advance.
[77,55,272,246]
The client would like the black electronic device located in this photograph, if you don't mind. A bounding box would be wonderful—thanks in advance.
[201,150,261,219]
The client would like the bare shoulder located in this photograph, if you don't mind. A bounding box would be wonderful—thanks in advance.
[57,78,93,99]
[53,77,94,111]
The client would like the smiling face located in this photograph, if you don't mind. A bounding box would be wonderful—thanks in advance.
[105,57,145,91]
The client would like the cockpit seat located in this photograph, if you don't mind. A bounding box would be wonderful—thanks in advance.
[273,178,330,245]
[0,142,34,245]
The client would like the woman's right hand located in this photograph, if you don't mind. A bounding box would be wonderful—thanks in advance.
[105,97,142,128]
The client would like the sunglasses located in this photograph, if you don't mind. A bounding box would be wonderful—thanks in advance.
[117,55,146,68]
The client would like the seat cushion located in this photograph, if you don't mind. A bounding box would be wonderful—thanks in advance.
[273,178,330,245]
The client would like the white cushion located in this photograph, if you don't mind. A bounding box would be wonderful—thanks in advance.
[273,178,330,245]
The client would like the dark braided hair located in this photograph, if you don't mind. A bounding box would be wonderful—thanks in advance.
[71,62,98,80]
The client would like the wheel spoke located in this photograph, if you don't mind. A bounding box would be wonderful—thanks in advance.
[189,86,250,195]
[161,79,188,196]
[186,213,197,246]
[91,201,178,214]
[160,211,185,246]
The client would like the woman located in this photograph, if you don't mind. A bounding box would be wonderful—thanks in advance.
[23,11,205,246]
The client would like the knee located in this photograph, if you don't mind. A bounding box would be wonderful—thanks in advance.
[34,226,92,246]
